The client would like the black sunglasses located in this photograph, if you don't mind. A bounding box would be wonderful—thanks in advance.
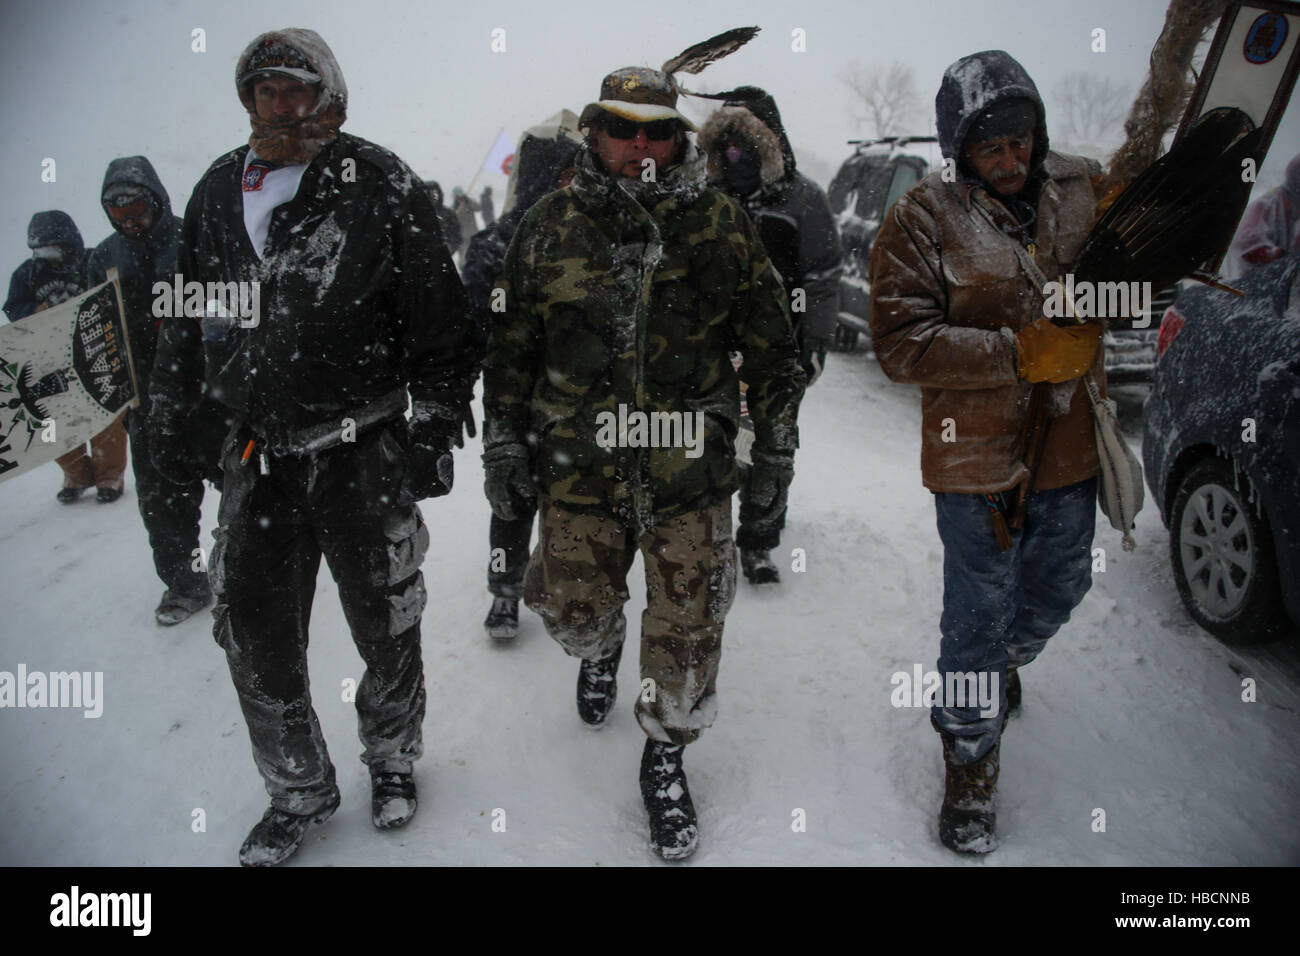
[600,116,680,141]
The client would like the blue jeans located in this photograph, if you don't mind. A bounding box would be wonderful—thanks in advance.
[932,478,1096,764]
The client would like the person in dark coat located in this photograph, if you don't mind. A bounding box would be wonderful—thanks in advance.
[463,129,578,641]
[423,180,461,258]
[4,211,87,321]
[4,210,128,502]
[451,186,480,263]
[86,156,233,624]
[149,28,477,867]
[698,88,843,584]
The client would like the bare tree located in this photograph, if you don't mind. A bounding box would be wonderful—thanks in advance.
[1053,72,1130,147]
[842,61,922,138]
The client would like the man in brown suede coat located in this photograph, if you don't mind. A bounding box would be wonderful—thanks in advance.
[869,50,1106,854]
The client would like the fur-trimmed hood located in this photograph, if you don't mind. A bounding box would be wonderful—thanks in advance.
[698,88,796,189]
[698,105,786,187]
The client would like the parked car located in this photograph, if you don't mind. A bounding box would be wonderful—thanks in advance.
[1142,253,1300,643]
[1105,284,1176,385]
[828,137,939,350]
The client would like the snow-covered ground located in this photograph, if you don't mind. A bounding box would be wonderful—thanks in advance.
[1,351,1297,866]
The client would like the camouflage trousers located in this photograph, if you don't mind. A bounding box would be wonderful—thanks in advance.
[524,498,737,746]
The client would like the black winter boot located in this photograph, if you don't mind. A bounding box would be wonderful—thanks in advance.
[740,548,779,585]
[576,643,623,727]
[936,726,1000,854]
[1005,667,1021,718]
[484,596,519,642]
[238,792,341,867]
[371,770,417,829]
[640,738,699,861]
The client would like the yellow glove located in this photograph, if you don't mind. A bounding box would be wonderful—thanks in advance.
[1014,318,1101,383]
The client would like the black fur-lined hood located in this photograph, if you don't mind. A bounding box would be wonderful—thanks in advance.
[698,87,796,188]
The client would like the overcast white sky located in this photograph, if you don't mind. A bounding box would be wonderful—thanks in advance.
[2,0,1296,270]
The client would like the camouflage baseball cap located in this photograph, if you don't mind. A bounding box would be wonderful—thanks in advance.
[579,67,697,132]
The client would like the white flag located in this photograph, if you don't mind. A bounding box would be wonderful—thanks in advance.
[482,129,515,175]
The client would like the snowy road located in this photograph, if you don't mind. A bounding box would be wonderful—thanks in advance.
[1,351,1297,866]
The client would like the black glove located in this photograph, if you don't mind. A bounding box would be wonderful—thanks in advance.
[451,403,477,448]
[482,443,535,521]
[401,414,458,501]
[799,347,828,386]
[413,395,476,448]
[739,448,794,532]
[148,422,203,485]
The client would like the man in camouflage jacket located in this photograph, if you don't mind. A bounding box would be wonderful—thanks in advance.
[481,65,805,861]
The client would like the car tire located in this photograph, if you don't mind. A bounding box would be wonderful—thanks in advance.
[1169,458,1286,644]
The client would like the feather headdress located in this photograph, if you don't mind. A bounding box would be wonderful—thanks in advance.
[1075,106,1262,321]
[578,27,761,131]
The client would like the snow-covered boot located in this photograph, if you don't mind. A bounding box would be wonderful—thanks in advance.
[740,548,779,584]
[1004,667,1021,718]
[936,726,999,854]
[484,596,519,642]
[371,770,417,829]
[56,486,85,504]
[238,792,340,867]
[640,738,698,861]
[155,587,213,627]
[576,643,623,727]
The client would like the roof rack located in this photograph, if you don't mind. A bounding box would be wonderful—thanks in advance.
[845,135,939,147]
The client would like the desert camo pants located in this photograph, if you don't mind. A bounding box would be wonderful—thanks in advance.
[524,498,737,746]
[209,418,429,816]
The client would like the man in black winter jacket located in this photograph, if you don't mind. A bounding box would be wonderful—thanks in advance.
[698,88,843,584]
[149,28,476,867]
[86,157,232,624]
[462,128,578,642]
[4,210,129,502]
